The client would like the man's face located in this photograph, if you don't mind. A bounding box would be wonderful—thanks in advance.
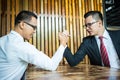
[84,16,100,36]
[22,17,37,40]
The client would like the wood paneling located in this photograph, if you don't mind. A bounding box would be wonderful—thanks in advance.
[0,0,103,65]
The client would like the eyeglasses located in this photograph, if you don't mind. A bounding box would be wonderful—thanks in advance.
[24,21,37,30]
[84,21,98,28]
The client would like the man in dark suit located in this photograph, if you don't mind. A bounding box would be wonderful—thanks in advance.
[64,11,120,69]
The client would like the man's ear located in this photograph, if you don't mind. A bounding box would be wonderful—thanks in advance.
[98,20,102,25]
[19,21,24,30]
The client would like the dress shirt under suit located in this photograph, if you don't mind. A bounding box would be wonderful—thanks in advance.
[64,30,120,68]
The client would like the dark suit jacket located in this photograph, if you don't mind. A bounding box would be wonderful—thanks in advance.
[64,30,120,66]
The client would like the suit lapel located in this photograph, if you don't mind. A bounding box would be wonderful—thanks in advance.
[91,37,102,60]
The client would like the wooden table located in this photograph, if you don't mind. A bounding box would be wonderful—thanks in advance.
[26,64,120,80]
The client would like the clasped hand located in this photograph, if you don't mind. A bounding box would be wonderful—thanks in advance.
[59,30,70,47]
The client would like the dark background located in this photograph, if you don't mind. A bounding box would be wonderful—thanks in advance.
[104,0,120,28]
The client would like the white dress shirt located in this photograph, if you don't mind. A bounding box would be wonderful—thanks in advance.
[95,30,120,69]
[0,31,66,80]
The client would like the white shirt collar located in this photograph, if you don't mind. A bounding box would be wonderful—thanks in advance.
[95,30,110,40]
[10,30,24,42]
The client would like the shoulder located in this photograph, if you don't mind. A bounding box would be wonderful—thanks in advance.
[107,30,120,37]
[83,36,95,41]
[82,36,96,45]
[107,30,120,34]
[107,30,120,41]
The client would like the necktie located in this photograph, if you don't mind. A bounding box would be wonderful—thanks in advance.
[99,36,110,67]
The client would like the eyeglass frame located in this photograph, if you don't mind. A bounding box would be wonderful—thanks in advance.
[24,21,37,30]
[83,21,98,28]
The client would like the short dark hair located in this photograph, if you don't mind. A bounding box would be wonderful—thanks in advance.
[15,10,37,25]
[84,11,103,22]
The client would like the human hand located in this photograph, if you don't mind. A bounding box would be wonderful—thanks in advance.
[59,30,70,47]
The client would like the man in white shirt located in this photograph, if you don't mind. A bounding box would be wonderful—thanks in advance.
[0,10,68,80]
